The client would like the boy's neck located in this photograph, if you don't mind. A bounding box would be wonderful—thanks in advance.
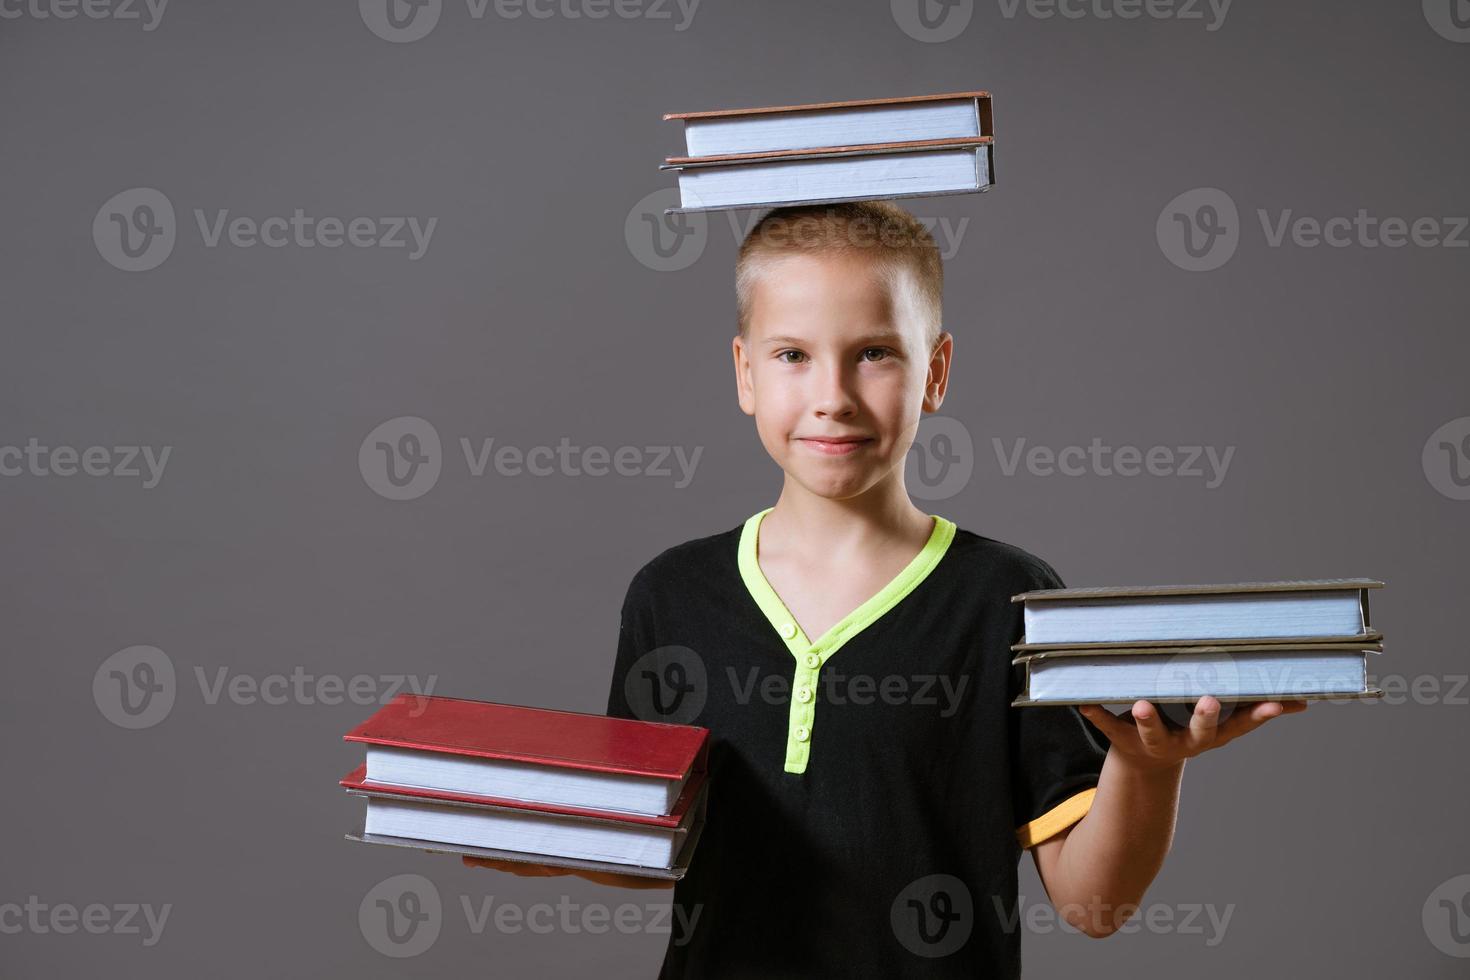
[763,476,934,556]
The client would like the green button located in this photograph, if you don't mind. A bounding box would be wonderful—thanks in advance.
[796,686,812,703]
[803,653,819,668]
[794,725,810,741]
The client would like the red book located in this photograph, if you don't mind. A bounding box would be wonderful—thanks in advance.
[343,693,708,782]
[340,695,711,877]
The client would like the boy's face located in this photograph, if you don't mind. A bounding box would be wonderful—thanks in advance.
[733,249,952,502]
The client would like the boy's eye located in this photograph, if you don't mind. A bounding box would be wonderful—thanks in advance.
[776,348,893,364]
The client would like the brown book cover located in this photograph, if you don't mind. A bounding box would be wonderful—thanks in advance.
[1011,641,1386,708]
[343,773,711,880]
[663,136,992,168]
[1011,579,1384,651]
[663,90,992,125]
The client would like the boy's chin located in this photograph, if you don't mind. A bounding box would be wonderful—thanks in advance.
[783,464,886,501]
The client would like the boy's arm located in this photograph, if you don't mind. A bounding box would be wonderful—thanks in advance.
[1032,696,1307,938]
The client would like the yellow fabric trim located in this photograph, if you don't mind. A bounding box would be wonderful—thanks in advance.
[1015,787,1098,849]
[736,507,958,775]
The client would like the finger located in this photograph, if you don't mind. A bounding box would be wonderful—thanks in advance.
[1215,701,1286,744]
[1184,695,1223,754]
[1130,700,1172,755]
[1077,704,1140,747]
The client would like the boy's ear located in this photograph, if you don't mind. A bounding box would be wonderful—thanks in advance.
[922,330,953,413]
[732,334,756,416]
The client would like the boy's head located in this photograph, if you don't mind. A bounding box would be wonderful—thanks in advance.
[732,201,953,503]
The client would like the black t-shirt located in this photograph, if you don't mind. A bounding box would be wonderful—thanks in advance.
[605,507,1110,979]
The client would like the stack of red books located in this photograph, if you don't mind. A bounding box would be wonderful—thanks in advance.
[340,695,710,880]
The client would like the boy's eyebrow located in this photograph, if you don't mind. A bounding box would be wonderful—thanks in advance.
[763,332,907,347]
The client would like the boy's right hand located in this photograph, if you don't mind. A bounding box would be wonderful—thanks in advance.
[460,855,673,890]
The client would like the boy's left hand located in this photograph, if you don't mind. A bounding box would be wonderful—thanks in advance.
[1077,697,1308,772]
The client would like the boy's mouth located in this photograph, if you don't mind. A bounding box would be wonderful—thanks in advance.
[796,435,873,456]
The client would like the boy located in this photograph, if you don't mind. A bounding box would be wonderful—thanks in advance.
[467,201,1306,977]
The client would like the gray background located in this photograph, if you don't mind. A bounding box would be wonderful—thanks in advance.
[2,0,1467,975]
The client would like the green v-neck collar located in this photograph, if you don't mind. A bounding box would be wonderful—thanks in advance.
[737,506,957,661]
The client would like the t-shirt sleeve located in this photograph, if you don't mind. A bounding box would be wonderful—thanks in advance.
[1008,559,1111,850]
[605,566,656,722]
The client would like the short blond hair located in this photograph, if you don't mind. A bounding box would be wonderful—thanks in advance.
[735,200,943,351]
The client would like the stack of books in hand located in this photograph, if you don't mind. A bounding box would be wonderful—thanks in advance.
[340,695,710,879]
[659,90,995,213]
[1009,580,1387,710]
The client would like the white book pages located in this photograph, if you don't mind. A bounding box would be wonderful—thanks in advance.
[1022,591,1365,645]
[676,147,987,210]
[1027,651,1368,701]
[363,797,679,867]
[683,99,981,157]
[365,746,682,816]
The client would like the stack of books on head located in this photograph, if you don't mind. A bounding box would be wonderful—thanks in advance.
[1009,580,1387,709]
[340,695,710,879]
[659,91,995,213]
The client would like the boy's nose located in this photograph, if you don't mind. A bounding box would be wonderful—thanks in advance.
[811,364,859,418]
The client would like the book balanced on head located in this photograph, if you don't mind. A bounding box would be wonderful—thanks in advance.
[659,90,996,212]
[339,694,710,879]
